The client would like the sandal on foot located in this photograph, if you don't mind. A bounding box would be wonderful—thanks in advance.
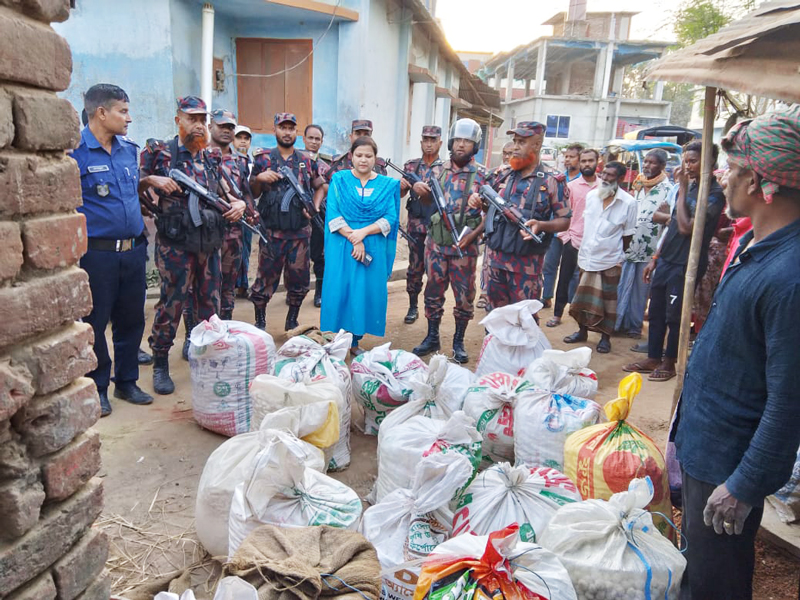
[541,299,552,309]
[476,297,487,309]
[596,338,611,354]
[563,331,588,344]
[546,317,562,328]
[648,369,676,382]
[350,347,365,358]
[623,361,655,373]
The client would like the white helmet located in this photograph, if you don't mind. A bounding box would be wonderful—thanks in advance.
[449,118,482,148]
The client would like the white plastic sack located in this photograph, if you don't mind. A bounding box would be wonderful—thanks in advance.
[540,477,686,600]
[462,372,540,467]
[416,525,577,600]
[378,354,472,434]
[350,342,429,435]
[274,331,353,470]
[189,316,276,437]
[154,592,196,600]
[475,300,550,378]
[524,347,599,399]
[195,416,326,558]
[228,432,362,558]
[154,577,258,600]
[453,463,581,543]
[513,388,602,471]
[375,411,482,503]
[768,444,800,523]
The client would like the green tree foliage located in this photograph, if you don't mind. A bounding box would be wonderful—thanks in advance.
[674,1,731,46]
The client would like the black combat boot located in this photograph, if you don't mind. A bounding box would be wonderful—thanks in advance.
[404,294,419,324]
[285,306,300,331]
[98,389,112,417]
[137,348,153,365]
[453,319,469,364]
[413,319,441,356]
[254,305,266,330]
[313,281,323,308]
[219,308,233,321]
[181,311,195,361]
[152,354,175,395]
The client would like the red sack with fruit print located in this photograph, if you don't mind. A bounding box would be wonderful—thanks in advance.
[563,373,674,540]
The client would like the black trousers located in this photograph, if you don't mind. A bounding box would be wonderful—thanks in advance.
[310,213,325,280]
[553,240,580,318]
[648,259,685,360]
[680,472,764,600]
[81,242,147,391]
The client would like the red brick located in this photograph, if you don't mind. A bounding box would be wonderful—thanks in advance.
[74,571,110,600]
[0,420,33,480]
[0,477,103,595]
[11,88,80,151]
[0,0,70,23]
[0,220,23,280]
[0,267,92,349]
[0,152,82,219]
[22,212,87,270]
[0,12,71,91]
[40,429,100,501]
[52,529,108,600]
[0,88,13,148]
[4,571,57,600]
[11,377,99,457]
[10,322,96,395]
[0,356,34,422]
[0,474,45,539]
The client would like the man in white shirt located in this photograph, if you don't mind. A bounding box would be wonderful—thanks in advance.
[564,161,637,353]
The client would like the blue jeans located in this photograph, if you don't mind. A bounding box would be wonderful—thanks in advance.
[541,237,563,299]
[615,261,649,335]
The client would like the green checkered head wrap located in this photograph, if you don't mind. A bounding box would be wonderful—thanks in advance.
[722,104,800,203]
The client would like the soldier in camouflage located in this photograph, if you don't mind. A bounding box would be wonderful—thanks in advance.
[249,113,326,331]
[471,121,571,312]
[139,96,246,395]
[326,119,388,180]
[301,123,330,308]
[401,125,444,324]
[411,118,486,364]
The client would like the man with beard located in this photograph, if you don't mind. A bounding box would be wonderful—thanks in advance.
[564,161,636,353]
[623,141,725,380]
[401,125,444,324]
[614,149,672,339]
[139,96,246,394]
[546,149,598,328]
[471,121,571,312]
[673,105,800,600]
[302,124,330,308]
[249,113,326,331]
[411,118,486,364]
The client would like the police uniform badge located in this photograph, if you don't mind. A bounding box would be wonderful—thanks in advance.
[97,183,110,197]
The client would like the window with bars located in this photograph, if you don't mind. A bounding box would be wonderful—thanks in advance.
[545,115,571,139]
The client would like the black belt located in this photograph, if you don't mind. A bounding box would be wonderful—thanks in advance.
[87,234,147,252]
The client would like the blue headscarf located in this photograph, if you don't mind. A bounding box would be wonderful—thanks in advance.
[330,170,399,238]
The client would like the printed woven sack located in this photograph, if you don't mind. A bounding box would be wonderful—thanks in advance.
[475,300,550,378]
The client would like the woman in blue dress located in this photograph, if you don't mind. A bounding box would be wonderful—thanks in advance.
[321,137,400,356]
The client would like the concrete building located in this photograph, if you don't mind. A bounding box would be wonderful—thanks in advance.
[54,0,498,162]
[475,9,672,166]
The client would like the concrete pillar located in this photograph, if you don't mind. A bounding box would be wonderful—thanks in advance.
[525,78,532,97]
[559,64,571,95]
[494,70,503,91]
[593,46,607,99]
[654,80,665,102]
[505,59,515,103]
[612,66,624,96]
[535,40,547,95]
[200,3,215,109]
[601,42,614,99]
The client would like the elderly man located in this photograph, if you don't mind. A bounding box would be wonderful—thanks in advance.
[674,106,800,600]
[564,161,637,353]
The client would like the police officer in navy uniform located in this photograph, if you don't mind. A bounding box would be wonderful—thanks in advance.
[71,84,153,416]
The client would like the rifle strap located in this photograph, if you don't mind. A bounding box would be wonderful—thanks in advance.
[168,137,179,170]
[439,166,476,228]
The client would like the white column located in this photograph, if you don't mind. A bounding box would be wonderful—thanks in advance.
[654,80,665,101]
[612,66,624,96]
[201,3,215,109]
[601,41,614,99]
[559,64,571,95]
[505,60,515,103]
[593,46,606,99]
[535,40,547,95]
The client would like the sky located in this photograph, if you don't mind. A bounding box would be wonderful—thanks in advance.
[435,0,677,54]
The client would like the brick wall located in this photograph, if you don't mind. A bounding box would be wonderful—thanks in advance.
[0,1,109,599]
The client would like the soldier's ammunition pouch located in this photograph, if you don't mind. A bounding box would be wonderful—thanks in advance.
[486,171,553,257]
[258,181,307,232]
[429,212,482,248]
[156,204,225,254]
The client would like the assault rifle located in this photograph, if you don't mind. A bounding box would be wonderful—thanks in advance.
[398,226,414,244]
[168,169,269,245]
[386,158,422,189]
[428,176,464,258]
[479,184,543,244]
[278,164,324,231]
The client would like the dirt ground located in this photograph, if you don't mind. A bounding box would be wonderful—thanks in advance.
[98,269,799,598]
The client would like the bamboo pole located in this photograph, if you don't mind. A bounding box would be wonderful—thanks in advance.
[668,86,718,424]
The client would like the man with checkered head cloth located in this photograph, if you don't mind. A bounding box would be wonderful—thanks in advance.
[673,104,800,600]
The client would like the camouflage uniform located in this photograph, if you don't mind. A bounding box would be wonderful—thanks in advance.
[480,163,514,297]
[403,154,443,296]
[423,160,486,322]
[305,153,330,284]
[249,146,319,308]
[140,137,221,354]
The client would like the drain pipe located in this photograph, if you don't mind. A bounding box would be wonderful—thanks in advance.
[201,3,215,109]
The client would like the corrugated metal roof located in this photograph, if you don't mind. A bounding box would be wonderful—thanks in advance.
[646,0,800,103]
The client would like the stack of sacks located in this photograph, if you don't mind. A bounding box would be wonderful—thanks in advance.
[350,342,428,435]
[540,477,686,600]
[361,453,474,600]
[195,407,332,558]
[563,373,674,539]
[414,525,577,600]
[274,330,354,471]
[475,299,550,378]
[523,347,599,399]
[768,444,800,523]
[189,315,276,436]
[462,372,540,467]
[453,463,581,543]
[375,411,482,503]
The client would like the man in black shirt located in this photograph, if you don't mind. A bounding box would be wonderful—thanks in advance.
[624,141,726,381]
